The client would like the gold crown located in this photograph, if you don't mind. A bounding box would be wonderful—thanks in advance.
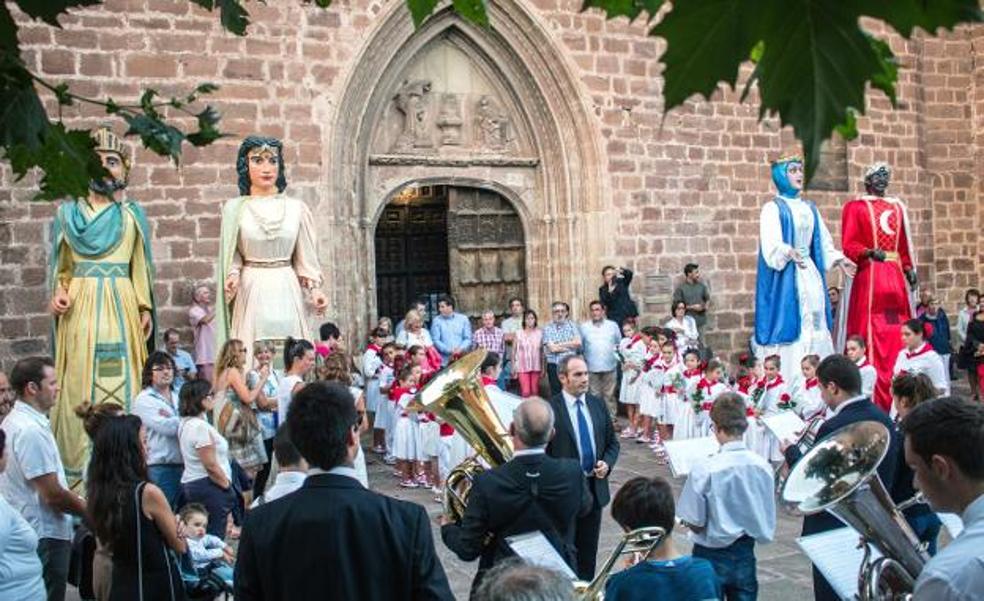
[92,126,130,168]
[769,145,803,166]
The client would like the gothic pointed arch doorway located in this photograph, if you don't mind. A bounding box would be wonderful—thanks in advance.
[374,183,527,323]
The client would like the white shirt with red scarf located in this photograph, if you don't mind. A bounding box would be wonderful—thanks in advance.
[791,376,825,419]
[893,343,950,396]
[856,356,877,399]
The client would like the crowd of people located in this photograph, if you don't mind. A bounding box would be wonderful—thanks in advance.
[0,257,983,601]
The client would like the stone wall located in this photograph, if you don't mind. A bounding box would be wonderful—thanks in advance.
[1,0,981,370]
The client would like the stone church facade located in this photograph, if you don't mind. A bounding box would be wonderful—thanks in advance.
[1,0,982,367]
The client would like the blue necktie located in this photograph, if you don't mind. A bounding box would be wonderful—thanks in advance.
[575,398,595,474]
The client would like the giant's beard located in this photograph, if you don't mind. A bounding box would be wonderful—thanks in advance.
[89,177,127,197]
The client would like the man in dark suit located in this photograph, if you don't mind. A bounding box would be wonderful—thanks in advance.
[234,382,453,601]
[781,354,900,601]
[546,354,620,581]
[441,398,592,596]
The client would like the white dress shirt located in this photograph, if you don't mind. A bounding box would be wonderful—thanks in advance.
[309,465,365,487]
[561,390,596,469]
[251,470,308,507]
[913,493,984,601]
[0,401,73,541]
[676,440,777,548]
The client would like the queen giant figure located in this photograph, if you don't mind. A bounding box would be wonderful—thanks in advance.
[216,136,327,364]
[754,154,856,383]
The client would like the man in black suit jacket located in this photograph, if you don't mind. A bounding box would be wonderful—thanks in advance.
[234,382,453,601]
[441,398,592,596]
[781,354,900,601]
[545,354,620,580]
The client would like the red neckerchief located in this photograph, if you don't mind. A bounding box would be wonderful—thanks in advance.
[805,377,819,390]
[643,354,663,372]
[856,357,870,369]
[697,378,714,392]
[765,375,785,390]
[905,343,932,360]
[683,367,702,378]
[440,423,455,437]
[366,343,381,354]
[388,384,410,401]
[481,376,497,386]
[628,334,642,346]
[737,375,754,394]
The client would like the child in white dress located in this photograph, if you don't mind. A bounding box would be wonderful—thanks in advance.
[617,323,648,438]
[845,335,877,399]
[793,354,825,420]
[755,355,794,462]
[676,349,703,440]
[894,319,950,399]
[656,341,682,442]
[378,343,398,465]
[362,329,385,453]
[691,359,729,436]
[637,331,664,445]
[390,365,422,488]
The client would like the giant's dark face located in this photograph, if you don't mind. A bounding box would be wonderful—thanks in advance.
[864,166,891,196]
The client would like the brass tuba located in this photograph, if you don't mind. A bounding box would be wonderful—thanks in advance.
[780,421,928,600]
[407,348,513,521]
[774,411,827,510]
[573,526,667,601]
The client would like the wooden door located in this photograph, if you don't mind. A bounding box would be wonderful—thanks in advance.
[447,187,526,319]
[374,186,451,323]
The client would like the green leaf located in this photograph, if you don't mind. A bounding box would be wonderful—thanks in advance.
[859,0,983,37]
[195,82,219,95]
[834,108,858,140]
[0,60,48,151]
[650,0,767,110]
[407,0,439,27]
[121,113,186,163]
[451,0,488,26]
[185,105,225,147]
[311,0,332,7]
[53,82,73,106]
[12,0,101,28]
[189,0,251,35]
[752,0,889,182]
[7,123,103,201]
[865,33,898,106]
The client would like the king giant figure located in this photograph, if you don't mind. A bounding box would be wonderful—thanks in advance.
[49,127,157,485]
[838,163,917,412]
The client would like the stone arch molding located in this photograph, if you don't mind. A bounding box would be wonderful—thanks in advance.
[325,0,610,334]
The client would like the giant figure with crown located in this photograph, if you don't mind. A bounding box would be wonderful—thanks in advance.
[48,127,157,486]
[754,154,856,383]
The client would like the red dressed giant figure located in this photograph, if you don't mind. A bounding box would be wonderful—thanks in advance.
[838,162,918,412]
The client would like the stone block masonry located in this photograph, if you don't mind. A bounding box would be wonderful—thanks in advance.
[0,1,980,369]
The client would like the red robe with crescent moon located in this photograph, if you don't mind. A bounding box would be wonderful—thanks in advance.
[841,196,915,412]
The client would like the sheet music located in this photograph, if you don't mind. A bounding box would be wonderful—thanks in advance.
[761,411,807,444]
[505,531,577,579]
[797,527,880,600]
[662,436,719,478]
[938,512,964,538]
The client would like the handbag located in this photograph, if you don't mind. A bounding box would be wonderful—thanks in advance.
[218,396,261,446]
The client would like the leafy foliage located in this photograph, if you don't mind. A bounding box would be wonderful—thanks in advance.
[0,0,981,200]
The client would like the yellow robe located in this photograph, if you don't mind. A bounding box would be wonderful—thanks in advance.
[50,201,154,486]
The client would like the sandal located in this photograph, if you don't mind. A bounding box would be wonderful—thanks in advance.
[399,479,419,488]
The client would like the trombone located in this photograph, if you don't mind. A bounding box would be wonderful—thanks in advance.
[573,526,667,601]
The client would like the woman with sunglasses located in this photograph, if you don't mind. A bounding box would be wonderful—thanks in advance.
[131,351,183,509]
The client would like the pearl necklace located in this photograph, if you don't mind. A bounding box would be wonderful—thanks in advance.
[245,194,287,240]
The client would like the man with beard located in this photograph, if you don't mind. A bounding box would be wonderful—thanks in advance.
[48,126,157,487]
[837,162,917,412]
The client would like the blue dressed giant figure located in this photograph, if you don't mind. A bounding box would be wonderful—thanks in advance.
[753,155,856,383]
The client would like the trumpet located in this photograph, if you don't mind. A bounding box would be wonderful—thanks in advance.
[573,526,666,601]
[781,420,928,601]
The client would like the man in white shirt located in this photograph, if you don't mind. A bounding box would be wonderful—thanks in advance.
[252,426,309,507]
[0,357,86,601]
[901,397,984,601]
[677,392,776,600]
[579,300,623,422]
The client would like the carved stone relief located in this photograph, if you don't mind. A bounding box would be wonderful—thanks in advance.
[436,94,463,145]
[392,79,434,151]
[475,95,514,153]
